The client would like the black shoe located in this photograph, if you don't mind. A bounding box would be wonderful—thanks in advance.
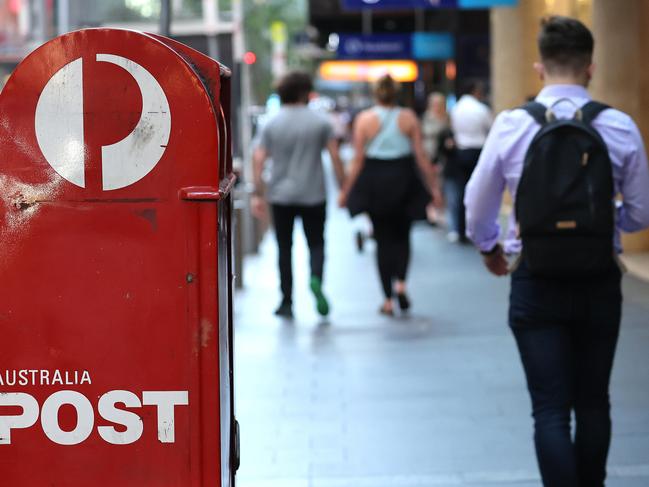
[396,292,410,312]
[274,301,293,318]
[355,231,365,253]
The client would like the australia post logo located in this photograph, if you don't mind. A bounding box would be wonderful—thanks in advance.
[34,54,171,191]
[0,370,188,446]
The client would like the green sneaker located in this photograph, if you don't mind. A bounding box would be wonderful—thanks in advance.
[309,276,330,316]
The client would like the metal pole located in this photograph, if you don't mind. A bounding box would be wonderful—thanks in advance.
[362,8,372,35]
[415,8,424,32]
[203,0,219,59]
[33,0,48,44]
[160,0,171,37]
[232,0,258,257]
[57,0,70,35]
[234,0,250,172]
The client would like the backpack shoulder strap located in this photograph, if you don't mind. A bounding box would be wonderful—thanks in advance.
[579,101,610,125]
[519,101,548,127]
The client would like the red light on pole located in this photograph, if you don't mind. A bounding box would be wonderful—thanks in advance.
[445,60,457,81]
[243,51,257,65]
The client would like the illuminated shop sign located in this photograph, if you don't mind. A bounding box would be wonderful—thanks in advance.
[319,60,419,82]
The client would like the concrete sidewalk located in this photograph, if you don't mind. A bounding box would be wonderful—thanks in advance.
[233,202,649,487]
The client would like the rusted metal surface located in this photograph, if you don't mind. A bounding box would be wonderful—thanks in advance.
[0,29,236,486]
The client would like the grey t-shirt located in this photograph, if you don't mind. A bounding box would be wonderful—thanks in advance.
[259,105,333,205]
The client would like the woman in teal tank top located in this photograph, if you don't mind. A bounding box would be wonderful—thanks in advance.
[364,106,413,159]
[339,75,442,315]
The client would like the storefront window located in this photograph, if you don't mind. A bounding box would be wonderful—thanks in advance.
[83,0,203,24]
[219,0,233,21]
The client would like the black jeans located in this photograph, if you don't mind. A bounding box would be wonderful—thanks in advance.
[509,263,622,487]
[271,203,326,304]
[369,214,411,298]
[445,148,480,238]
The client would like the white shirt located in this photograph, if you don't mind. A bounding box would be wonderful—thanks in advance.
[450,94,493,150]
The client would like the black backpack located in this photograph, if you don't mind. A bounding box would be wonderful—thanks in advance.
[515,100,615,278]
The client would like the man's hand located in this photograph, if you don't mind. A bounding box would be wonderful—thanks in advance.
[432,188,444,209]
[337,190,348,208]
[251,195,268,220]
[482,244,509,276]
[444,136,455,150]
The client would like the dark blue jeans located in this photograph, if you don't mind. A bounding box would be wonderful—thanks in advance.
[509,263,622,487]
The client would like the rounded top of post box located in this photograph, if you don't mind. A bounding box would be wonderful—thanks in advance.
[0,28,226,202]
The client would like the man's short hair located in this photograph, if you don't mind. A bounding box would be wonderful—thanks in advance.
[460,79,484,97]
[538,16,594,76]
[276,71,313,104]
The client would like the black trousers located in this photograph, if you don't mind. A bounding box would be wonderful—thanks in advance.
[369,214,411,299]
[271,203,326,304]
[509,263,622,487]
[445,148,481,238]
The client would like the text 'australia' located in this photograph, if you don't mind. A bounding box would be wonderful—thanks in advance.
[0,370,92,387]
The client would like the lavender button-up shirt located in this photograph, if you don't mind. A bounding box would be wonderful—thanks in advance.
[465,84,649,255]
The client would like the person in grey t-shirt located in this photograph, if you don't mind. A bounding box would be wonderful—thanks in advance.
[252,71,345,319]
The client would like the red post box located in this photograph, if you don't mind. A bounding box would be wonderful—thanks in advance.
[0,29,239,486]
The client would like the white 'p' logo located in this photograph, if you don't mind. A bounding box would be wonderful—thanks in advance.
[35,55,171,190]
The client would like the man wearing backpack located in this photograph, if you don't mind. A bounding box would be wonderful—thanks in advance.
[465,16,649,487]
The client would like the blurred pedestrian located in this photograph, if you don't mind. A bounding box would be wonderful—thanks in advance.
[422,92,449,164]
[329,101,351,150]
[448,80,492,243]
[338,74,442,316]
[252,71,346,319]
[422,92,449,225]
[465,16,649,487]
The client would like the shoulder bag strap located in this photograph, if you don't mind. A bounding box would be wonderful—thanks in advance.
[520,101,548,126]
[579,101,610,125]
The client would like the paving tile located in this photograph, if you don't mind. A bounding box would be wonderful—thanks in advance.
[234,162,649,487]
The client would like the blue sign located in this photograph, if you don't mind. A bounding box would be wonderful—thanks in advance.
[341,0,457,10]
[459,0,517,7]
[338,34,411,59]
[341,0,517,9]
[337,32,454,60]
[412,32,454,59]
